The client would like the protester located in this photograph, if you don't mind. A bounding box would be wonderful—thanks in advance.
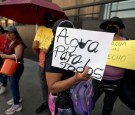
[0,25,10,94]
[93,16,127,115]
[32,12,56,113]
[0,26,26,115]
[45,19,90,115]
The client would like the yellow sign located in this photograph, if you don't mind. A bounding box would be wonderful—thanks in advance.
[107,40,135,70]
[34,26,53,49]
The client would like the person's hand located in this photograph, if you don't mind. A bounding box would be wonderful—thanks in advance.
[74,66,90,82]
[0,54,7,59]
[32,40,39,49]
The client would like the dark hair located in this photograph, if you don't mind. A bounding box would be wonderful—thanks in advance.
[14,31,22,40]
[43,12,56,21]
[100,17,125,29]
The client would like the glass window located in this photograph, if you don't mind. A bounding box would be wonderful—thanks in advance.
[104,0,135,19]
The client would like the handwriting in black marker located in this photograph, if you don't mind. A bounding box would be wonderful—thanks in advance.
[54,28,104,79]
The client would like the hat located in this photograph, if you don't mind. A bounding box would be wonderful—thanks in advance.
[0,25,4,32]
[5,26,17,33]
[100,17,125,29]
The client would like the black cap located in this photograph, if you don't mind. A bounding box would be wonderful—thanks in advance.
[100,17,125,29]
[5,26,17,33]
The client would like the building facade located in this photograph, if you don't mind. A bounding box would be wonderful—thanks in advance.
[0,0,135,60]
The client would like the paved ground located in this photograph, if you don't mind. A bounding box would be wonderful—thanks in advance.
[0,58,135,115]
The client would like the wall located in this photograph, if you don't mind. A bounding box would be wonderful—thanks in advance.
[17,18,135,61]
[82,17,135,40]
[52,0,100,17]
[16,25,38,61]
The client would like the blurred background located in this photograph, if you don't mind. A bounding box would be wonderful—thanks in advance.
[0,0,135,61]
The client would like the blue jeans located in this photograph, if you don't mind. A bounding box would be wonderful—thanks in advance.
[0,74,8,87]
[8,63,24,105]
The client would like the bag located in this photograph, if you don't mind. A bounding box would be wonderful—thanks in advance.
[99,82,118,92]
[55,91,75,115]
[0,54,20,76]
[119,70,135,110]
[70,79,94,115]
[48,93,57,115]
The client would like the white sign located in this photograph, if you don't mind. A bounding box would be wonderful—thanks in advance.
[52,27,114,81]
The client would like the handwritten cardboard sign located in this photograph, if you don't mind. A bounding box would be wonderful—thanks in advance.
[52,27,114,81]
[107,40,135,70]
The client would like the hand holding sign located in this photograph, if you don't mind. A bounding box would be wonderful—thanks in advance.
[73,66,90,82]
[52,27,114,81]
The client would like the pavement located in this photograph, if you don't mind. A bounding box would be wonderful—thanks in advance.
[0,58,135,115]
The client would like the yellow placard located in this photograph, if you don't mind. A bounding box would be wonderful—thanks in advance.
[107,40,135,70]
[34,26,53,49]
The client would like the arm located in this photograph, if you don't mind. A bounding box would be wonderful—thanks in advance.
[0,44,24,60]
[32,40,40,56]
[46,66,89,93]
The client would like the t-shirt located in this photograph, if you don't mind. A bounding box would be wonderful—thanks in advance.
[5,39,26,62]
[45,51,75,80]
[45,51,75,111]
[0,35,10,53]
[103,65,125,80]
[103,37,126,80]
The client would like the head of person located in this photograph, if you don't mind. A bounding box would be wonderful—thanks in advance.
[43,12,56,28]
[99,17,125,36]
[0,25,4,35]
[52,19,74,36]
[46,19,74,55]
[4,26,21,41]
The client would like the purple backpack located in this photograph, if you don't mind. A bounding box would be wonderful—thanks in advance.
[70,79,94,115]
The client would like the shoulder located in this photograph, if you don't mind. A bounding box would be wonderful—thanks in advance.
[15,39,27,49]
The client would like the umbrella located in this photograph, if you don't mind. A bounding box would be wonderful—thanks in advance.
[0,0,68,25]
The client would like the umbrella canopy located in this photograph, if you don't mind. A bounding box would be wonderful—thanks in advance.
[0,0,68,25]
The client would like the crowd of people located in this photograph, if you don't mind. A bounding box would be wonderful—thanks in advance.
[0,14,134,115]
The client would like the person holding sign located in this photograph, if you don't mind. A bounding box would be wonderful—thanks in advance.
[45,19,90,115]
[32,12,56,113]
[93,17,127,115]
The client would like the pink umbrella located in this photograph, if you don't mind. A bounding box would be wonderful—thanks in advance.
[0,0,68,25]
